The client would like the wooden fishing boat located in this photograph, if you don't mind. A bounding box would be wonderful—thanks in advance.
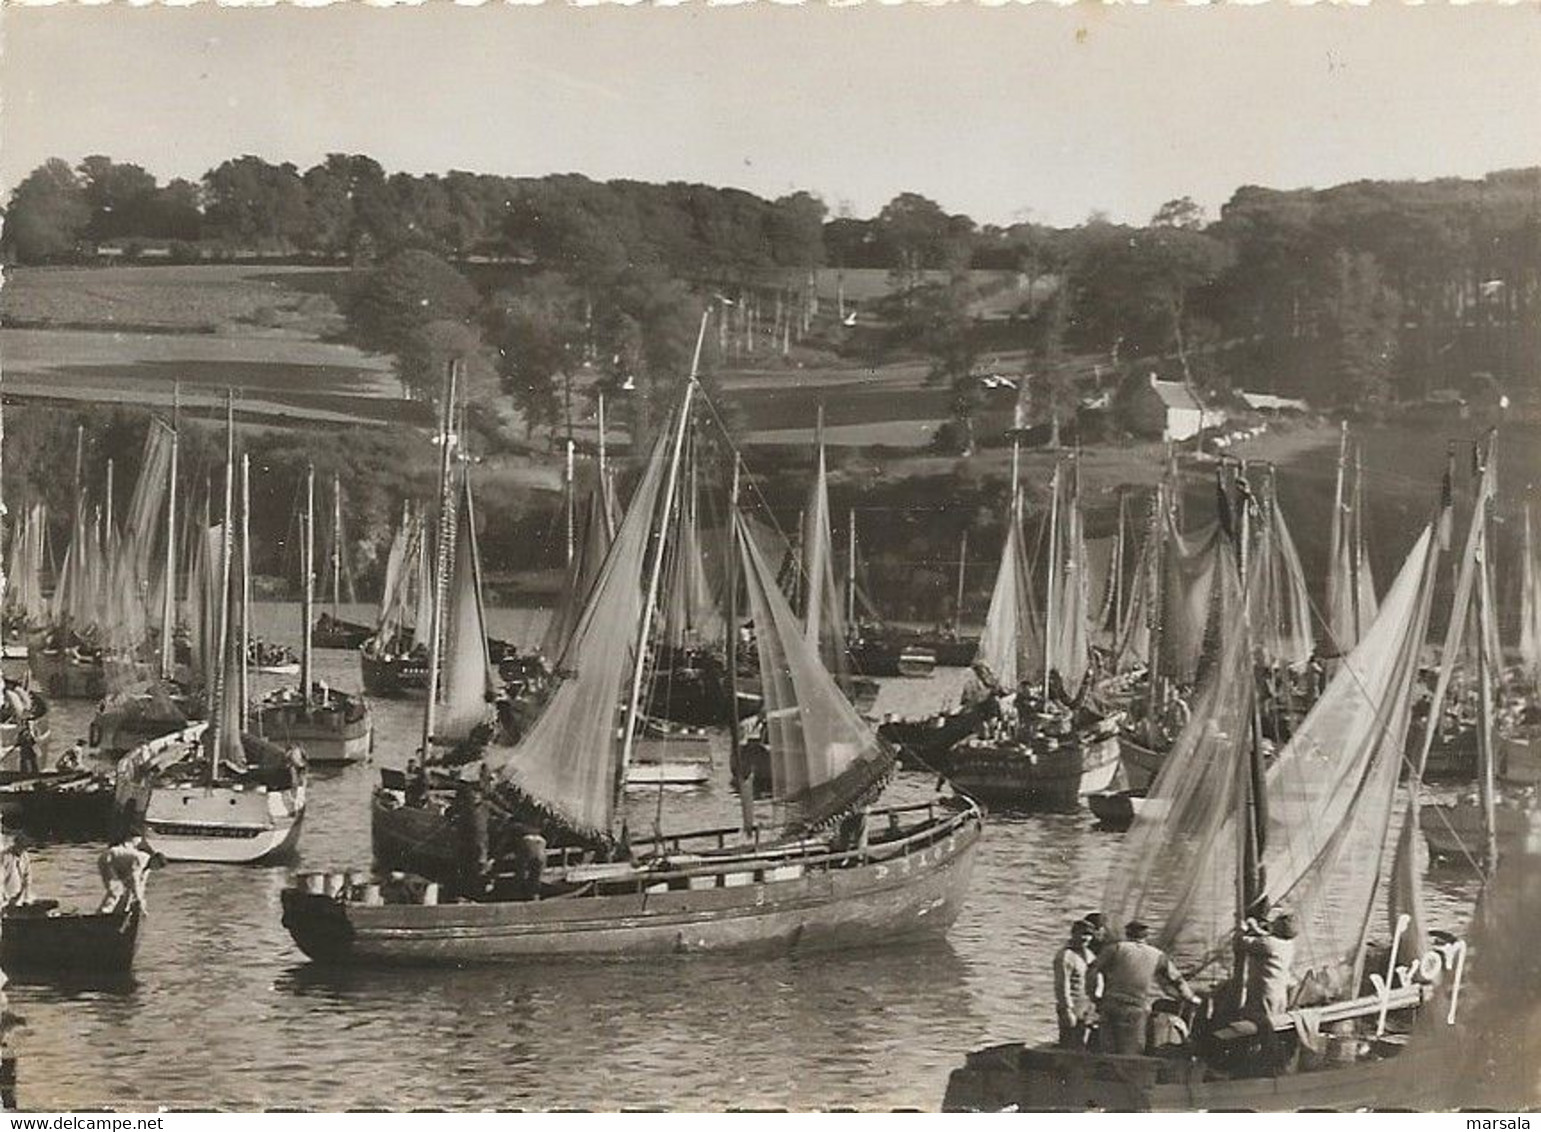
[93,683,202,755]
[113,406,307,865]
[288,798,980,965]
[946,714,1124,812]
[307,362,980,966]
[252,660,301,677]
[878,697,999,771]
[26,637,113,700]
[942,454,1484,1113]
[0,768,114,839]
[313,615,373,650]
[251,467,374,765]
[1,902,142,976]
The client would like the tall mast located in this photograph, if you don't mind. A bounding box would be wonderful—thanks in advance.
[564,436,576,569]
[302,463,315,710]
[1475,439,1498,875]
[1144,480,1167,738]
[421,359,461,754]
[104,459,115,545]
[955,527,969,628]
[1043,460,1061,699]
[208,395,236,785]
[239,451,251,731]
[331,473,343,618]
[617,311,708,810]
[846,508,858,630]
[160,386,181,680]
[727,454,751,834]
[1112,490,1127,639]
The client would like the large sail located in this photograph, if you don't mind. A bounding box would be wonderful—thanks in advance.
[488,425,672,838]
[437,474,495,744]
[412,514,435,649]
[802,439,849,683]
[1249,483,1316,668]
[1262,525,1436,997]
[662,435,723,650]
[374,506,412,640]
[540,483,616,664]
[975,496,1043,690]
[1045,461,1091,691]
[738,508,894,831]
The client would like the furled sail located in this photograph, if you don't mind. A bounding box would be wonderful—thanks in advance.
[975,492,1043,690]
[662,433,724,650]
[437,473,496,744]
[1325,433,1379,654]
[488,425,672,838]
[373,505,413,641]
[412,513,435,650]
[737,508,894,831]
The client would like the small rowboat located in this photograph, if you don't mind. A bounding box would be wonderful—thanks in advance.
[1,902,142,977]
[0,769,114,839]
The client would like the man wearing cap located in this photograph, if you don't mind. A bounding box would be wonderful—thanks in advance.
[97,835,162,913]
[0,834,34,909]
[1053,920,1096,1048]
[1088,920,1201,1055]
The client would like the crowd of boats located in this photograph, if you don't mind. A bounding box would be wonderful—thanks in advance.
[0,328,1537,1108]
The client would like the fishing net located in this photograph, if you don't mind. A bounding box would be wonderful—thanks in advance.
[1250,493,1316,668]
[737,510,894,832]
[541,485,615,663]
[1159,518,1229,686]
[488,424,670,839]
[1104,535,1253,990]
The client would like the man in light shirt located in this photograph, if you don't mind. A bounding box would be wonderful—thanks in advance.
[0,834,34,909]
[1088,919,1201,1055]
[97,836,163,913]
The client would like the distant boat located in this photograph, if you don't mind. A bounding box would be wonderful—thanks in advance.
[251,464,373,765]
[311,473,373,650]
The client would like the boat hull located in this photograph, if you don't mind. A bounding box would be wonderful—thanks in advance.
[312,617,373,651]
[942,1039,1459,1112]
[0,771,114,839]
[360,648,430,698]
[138,785,305,864]
[1,904,141,976]
[878,700,997,771]
[1086,789,1144,831]
[1117,733,1165,792]
[286,804,982,966]
[1423,797,1541,862]
[947,730,1122,812]
[252,693,373,765]
[624,762,711,788]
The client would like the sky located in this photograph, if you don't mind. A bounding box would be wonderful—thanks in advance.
[2,3,1539,228]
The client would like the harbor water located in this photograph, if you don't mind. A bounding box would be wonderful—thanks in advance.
[6,604,1482,1110]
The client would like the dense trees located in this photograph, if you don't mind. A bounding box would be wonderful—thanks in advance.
[4,153,1539,411]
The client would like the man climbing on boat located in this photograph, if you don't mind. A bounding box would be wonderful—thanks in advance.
[97,835,162,913]
[1086,920,1201,1055]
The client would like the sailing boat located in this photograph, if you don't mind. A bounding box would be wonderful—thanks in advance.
[944,450,1124,811]
[945,462,1473,1111]
[360,502,435,697]
[312,474,372,650]
[845,510,938,679]
[114,400,307,864]
[284,355,982,966]
[251,465,374,765]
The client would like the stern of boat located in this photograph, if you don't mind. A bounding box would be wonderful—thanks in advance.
[281,888,358,963]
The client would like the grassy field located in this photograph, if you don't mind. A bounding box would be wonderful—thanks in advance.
[0,264,411,427]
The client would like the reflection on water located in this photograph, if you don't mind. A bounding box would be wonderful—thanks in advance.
[3,603,1491,1109]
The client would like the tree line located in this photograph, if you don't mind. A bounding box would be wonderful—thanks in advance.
[5,153,1539,421]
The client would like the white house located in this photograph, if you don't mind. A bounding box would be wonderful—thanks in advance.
[1148,376,1219,442]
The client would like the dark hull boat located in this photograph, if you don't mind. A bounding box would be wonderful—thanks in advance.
[93,685,203,755]
[0,769,114,839]
[877,698,998,771]
[946,719,1123,812]
[1086,788,1145,831]
[288,800,981,966]
[1,903,142,977]
[311,615,373,651]
[360,642,431,698]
